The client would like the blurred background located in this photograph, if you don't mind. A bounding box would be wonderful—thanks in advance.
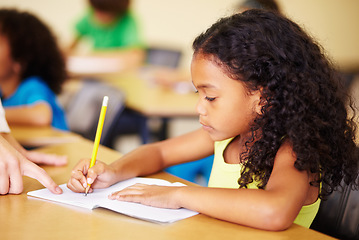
[1,0,358,153]
[0,0,358,71]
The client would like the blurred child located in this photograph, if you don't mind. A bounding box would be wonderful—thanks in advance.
[237,0,280,13]
[0,9,68,130]
[68,0,145,68]
[67,10,358,230]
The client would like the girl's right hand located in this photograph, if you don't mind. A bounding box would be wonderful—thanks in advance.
[67,158,117,193]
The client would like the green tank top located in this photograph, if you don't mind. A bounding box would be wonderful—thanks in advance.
[208,138,320,228]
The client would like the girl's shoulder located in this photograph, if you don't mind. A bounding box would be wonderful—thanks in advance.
[271,140,297,170]
[276,140,295,158]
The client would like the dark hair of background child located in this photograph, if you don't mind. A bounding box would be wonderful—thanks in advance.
[0,9,66,94]
[239,0,280,13]
[89,0,130,16]
[193,9,358,199]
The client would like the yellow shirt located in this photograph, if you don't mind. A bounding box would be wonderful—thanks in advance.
[208,138,320,228]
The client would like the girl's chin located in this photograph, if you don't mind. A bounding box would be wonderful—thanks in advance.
[207,132,234,142]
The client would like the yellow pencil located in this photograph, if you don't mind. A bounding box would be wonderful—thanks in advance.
[85,96,109,196]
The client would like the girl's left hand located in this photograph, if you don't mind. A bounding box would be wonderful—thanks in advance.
[108,183,183,209]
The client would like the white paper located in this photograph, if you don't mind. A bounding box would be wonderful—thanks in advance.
[67,56,123,74]
[27,177,198,223]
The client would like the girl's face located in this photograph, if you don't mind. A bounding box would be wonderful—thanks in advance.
[191,54,261,141]
[0,34,19,82]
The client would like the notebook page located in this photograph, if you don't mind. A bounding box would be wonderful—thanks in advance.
[27,177,198,223]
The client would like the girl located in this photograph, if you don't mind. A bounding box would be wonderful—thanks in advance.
[67,10,358,230]
[0,9,68,130]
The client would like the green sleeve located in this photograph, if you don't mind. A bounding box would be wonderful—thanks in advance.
[74,11,92,37]
[120,12,145,48]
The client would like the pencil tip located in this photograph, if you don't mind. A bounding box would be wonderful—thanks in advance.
[84,185,90,196]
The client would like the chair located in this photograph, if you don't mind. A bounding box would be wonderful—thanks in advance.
[142,46,183,141]
[65,79,126,147]
[145,46,182,69]
[310,174,359,240]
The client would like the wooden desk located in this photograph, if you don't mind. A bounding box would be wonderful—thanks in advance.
[63,71,198,142]
[65,70,198,118]
[0,139,335,240]
[9,125,81,148]
[105,71,198,117]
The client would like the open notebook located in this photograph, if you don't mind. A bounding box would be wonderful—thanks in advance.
[28,177,198,223]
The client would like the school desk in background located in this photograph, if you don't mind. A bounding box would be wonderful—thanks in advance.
[10,125,80,148]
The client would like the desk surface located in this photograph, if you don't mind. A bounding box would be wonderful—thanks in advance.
[9,125,81,148]
[107,72,198,117]
[0,139,335,240]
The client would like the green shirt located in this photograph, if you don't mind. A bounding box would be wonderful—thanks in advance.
[75,10,144,49]
[208,138,320,228]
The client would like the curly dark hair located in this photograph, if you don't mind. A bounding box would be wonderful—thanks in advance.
[192,9,358,198]
[0,8,66,94]
[89,0,130,16]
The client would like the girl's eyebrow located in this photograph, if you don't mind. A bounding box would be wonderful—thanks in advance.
[192,82,217,89]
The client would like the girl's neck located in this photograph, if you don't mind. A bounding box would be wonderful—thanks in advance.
[0,74,21,98]
[223,132,257,164]
[223,135,247,164]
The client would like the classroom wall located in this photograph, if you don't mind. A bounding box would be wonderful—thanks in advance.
[278,0,359,72]
[0,0,358,71]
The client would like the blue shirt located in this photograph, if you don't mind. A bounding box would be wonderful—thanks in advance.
[1,76,68,130]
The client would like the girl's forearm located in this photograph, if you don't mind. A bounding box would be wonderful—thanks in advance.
[175,186,298,231]
[108,129,214,183]
[110,143,166,182]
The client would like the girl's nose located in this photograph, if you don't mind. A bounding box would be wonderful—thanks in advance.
[196,99,206,116]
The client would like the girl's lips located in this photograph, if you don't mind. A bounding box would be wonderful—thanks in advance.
[200,122,213,131]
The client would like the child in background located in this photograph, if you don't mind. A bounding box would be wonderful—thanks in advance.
[0,9,68,131]
[67,0,145,68]
[67,10,358,230]
[237,0,280,13]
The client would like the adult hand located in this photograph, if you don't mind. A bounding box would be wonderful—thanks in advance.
[0,135,62,195]
[1,132,67,166]
[25,150,67,166]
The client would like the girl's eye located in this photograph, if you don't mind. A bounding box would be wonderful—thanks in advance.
[205,96,216,102]
[195,90,215,101]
